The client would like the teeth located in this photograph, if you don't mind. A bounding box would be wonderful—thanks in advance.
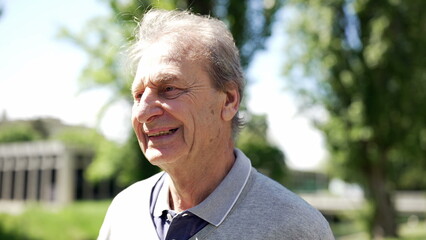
[148,128,177,137]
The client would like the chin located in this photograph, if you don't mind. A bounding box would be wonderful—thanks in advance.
[144,148,180,167]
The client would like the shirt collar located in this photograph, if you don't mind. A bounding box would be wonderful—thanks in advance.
[153,174,172,218]
[152,148,252,226]
[189,148,252,226]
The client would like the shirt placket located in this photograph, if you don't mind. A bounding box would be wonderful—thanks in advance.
[165,211,208,240]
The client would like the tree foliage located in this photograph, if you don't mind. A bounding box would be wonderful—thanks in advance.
[283,0,426,238]
[0,118,118,184]
[0,123,42,143]
[60,0,285,186]
[237,114,287,182]
[0,118,63,143]
[51,127,124,183]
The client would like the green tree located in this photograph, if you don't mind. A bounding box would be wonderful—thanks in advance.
[52,127,133,185]
[0,118,116,183]
[0,118,59,143]
[0,123,42,143]
[60,0,285,185]
[237,114,287,182]
[283,0,426,238]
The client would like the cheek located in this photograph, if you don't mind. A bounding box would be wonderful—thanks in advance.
[206,98,223,122]
[193,106,220,136]
[131,114,139,132]
[131,106,137,124]
[166,95,219,131]
[130,111,145,144]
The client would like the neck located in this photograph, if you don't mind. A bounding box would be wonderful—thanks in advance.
[165,143,235,212]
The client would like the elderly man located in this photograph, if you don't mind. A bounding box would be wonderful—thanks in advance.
[98,9,334,240]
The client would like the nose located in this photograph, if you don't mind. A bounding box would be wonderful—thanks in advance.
[133,88,164,123]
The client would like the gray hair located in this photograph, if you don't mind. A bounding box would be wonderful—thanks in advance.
[129,9,245,136]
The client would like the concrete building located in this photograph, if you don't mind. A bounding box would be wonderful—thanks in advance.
[0,141,119,209]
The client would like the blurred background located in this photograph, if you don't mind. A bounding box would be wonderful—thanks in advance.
[0,0,425,239]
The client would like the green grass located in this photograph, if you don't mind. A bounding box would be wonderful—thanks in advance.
[1,201,425,240]
[330,219,364,238]
[397,221,426,240]
[333,220,426,240]
[0,200,111,240]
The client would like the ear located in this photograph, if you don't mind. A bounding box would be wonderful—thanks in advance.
[221,87,240,122]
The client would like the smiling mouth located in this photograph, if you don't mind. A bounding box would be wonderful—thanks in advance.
[147,128,178,137]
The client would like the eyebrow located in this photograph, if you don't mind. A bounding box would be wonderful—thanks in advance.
[154,73,179,84]
[131,73,180,94]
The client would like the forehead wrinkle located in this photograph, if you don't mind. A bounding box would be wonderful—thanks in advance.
[131,71,181,94]
[132,46,196,94]
[153,72,180,85]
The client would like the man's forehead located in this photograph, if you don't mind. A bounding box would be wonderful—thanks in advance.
[132,70,180,87]
[137,55,182,71]
[140,39,184,61]
[131,40,208,90]
[136,42,185,71]
[133,68,173,92]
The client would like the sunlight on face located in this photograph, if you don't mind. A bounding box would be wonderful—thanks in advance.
[131,41,228,168]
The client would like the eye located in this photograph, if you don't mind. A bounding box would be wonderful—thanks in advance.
[160,86,184,99]
[133,92,143,102]
[164,86,175,92]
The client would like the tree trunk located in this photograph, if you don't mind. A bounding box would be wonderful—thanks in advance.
[367,151,398,239]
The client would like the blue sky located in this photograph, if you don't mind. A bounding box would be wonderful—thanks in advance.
[0,1,326,170]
